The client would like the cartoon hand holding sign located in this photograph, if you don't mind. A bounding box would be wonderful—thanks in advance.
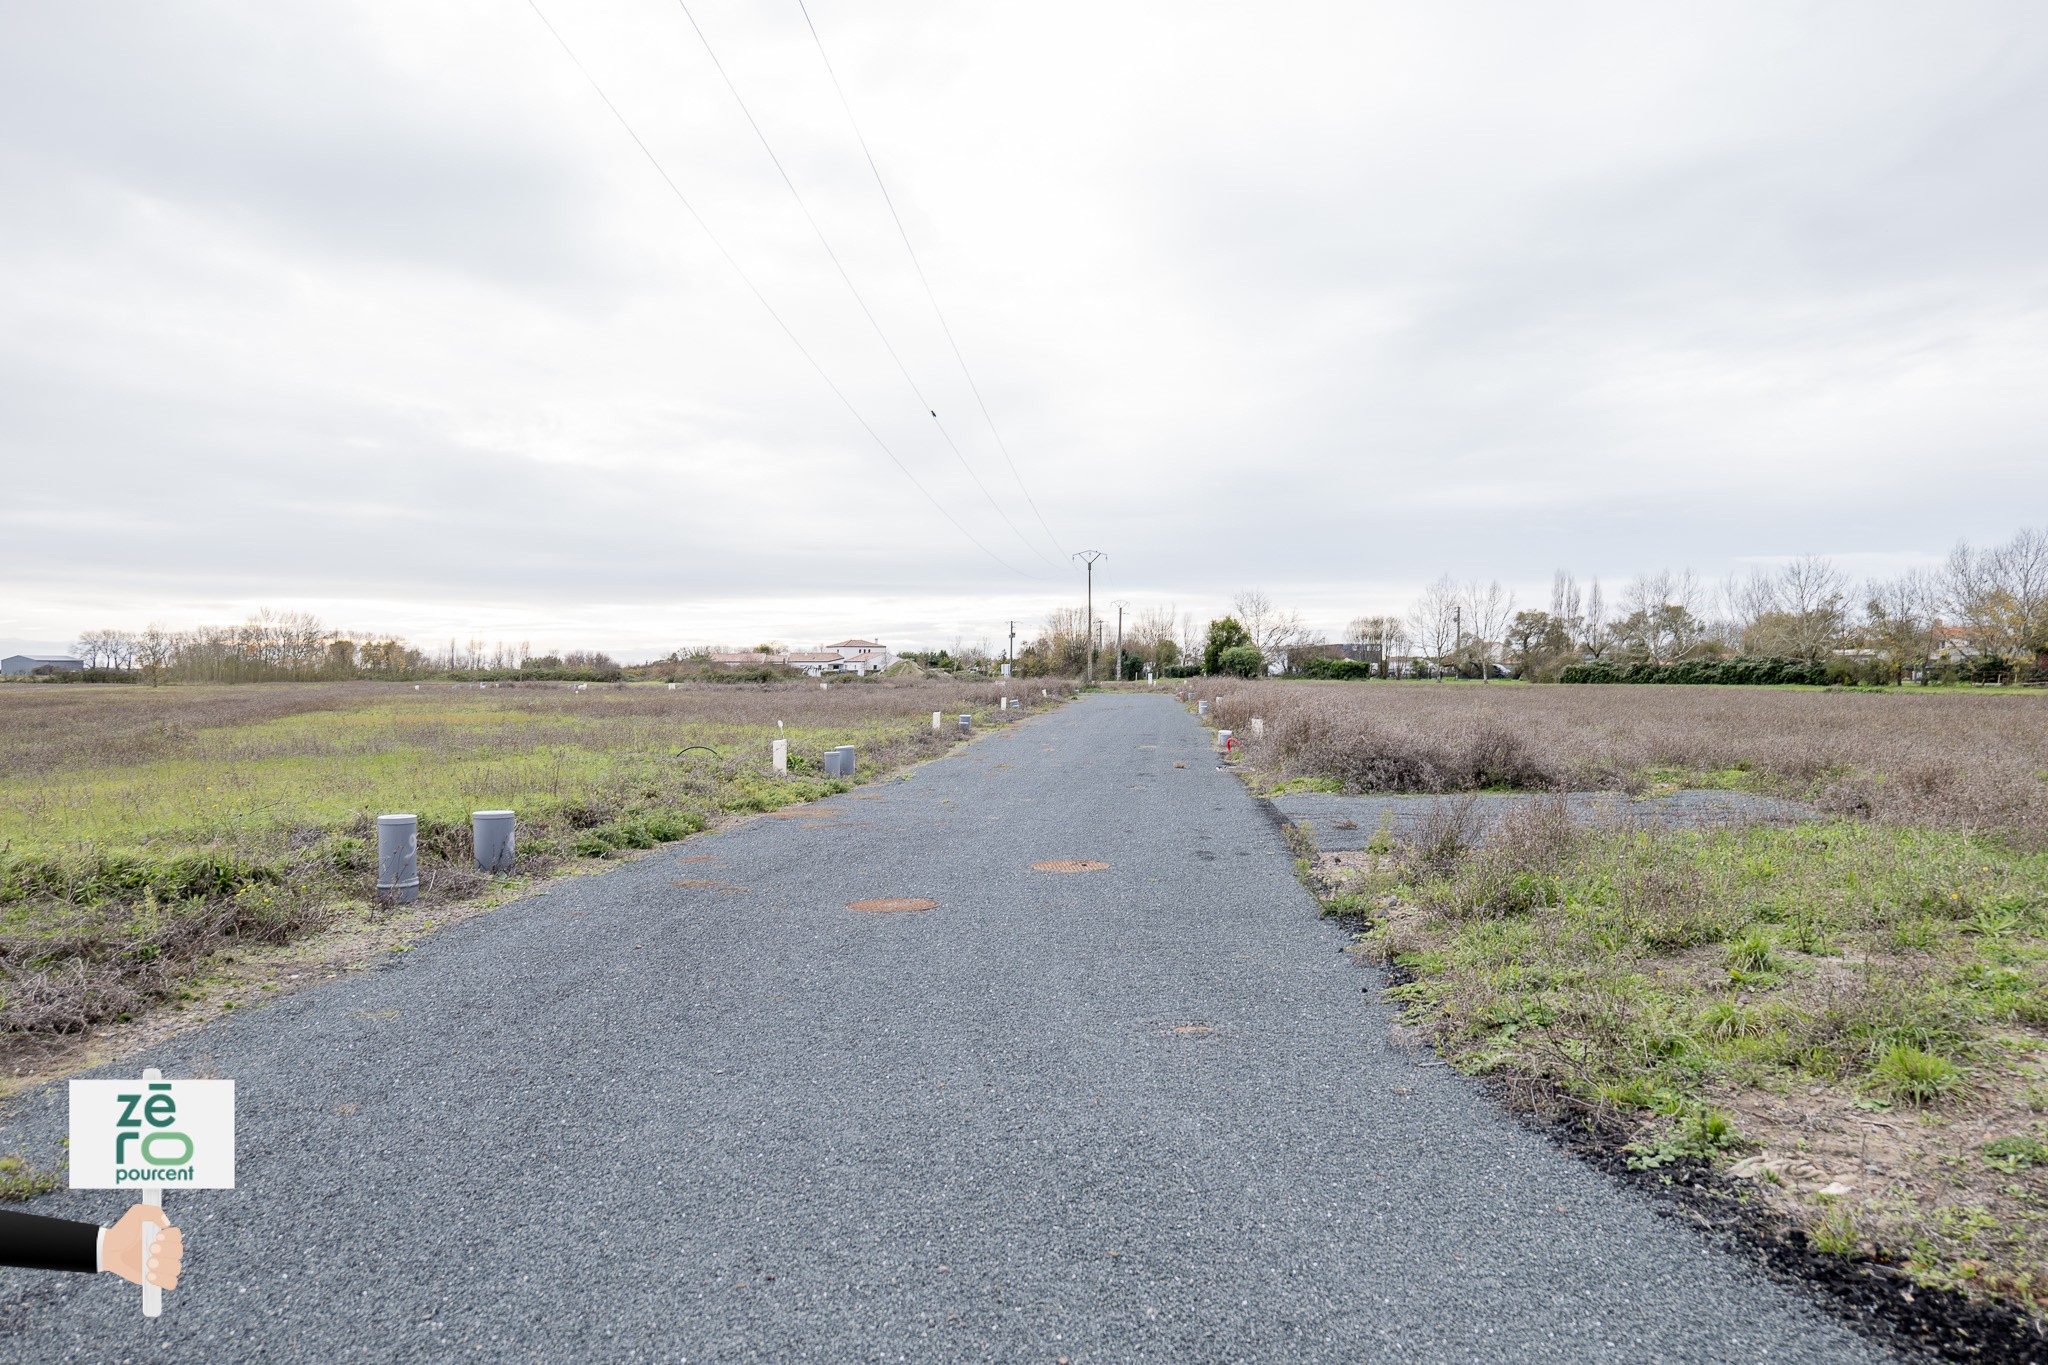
[59,1066,234,1315]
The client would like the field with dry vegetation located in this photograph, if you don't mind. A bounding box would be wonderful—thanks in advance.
[0,678,1070,1061]
[1202,679,2048,1335]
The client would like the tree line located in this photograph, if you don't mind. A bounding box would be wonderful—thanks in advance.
[1011,526,2048,684]
[56,611,623,684]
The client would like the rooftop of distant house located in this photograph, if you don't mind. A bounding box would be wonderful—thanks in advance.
[827,639,884,649]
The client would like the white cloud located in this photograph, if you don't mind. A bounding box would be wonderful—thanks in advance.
[3,0,2044,656]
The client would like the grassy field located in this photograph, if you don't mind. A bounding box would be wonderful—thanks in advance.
[1198,680,2048,1328]
[0,678,1071,1049]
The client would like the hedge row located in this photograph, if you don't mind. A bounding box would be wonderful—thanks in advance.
[1296,657,1379,681]
[1559,657,1829,686]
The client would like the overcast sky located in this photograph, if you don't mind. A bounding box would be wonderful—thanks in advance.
[3,1,2044,658]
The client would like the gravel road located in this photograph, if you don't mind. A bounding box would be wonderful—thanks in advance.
[0,693,1889,1363]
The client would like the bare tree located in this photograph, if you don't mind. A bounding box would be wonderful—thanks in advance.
[1943,527,2048,659]
[1457,579,1516,676]
[1550,571,1580,626]
[1581,579,1608,658]
[1610,569,1713,663]
[135,622,175,686]
[1865,568,1939,678]
[1230,589,1312,656]
[1346,615,1407,653]
[1733,556,1849,661]
[1407,575,1461,679]
[1128,604,1181,669]
[1724,567,1777,639]
[101,629,137,671]
[72,629,121,670]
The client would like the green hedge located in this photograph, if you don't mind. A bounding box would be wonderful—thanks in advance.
[1297,657,1377,681]
[1559,657,1829,686]
[1216,645,1265,678]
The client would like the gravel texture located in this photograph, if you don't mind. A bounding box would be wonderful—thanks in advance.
[0,693,1887,1363]
[1273,789,1813,851]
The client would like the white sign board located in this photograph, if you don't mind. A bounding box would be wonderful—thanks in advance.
[69,1078,236,1190]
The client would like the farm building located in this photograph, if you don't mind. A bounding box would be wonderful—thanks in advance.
[2,654,85,676]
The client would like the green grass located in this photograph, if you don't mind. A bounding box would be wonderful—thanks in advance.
[0,681,1059,1042]
[0,699,895,848]
[1326,813,2048,1318]
[1265,776,1346,797]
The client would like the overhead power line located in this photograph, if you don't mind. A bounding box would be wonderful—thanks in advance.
[672,0,1061,572]
[522,0,1030,579]
[795,0,1068,563]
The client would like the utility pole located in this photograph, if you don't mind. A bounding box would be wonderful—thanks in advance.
[1113,600,1129,685]
[1072,550,1105,683]
[1006,620,1015,677]
[1451,605,1461,684]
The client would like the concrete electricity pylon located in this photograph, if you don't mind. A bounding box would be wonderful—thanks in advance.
[1112,600,1130,685]
[1072,551,1106,684]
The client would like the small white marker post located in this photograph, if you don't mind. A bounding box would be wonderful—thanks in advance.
[772,738,787,775]
[933,711,942,730]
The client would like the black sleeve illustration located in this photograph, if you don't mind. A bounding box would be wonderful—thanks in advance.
[0,1209,98,1274]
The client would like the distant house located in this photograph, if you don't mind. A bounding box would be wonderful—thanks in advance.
[782,652,853,677]
[706,640,895,678]
[825,640,894,675]
[1929,622,1978,664]
[2,654,84,676]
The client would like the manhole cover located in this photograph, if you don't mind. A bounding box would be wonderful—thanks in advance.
[1031,860,1109,873]
[847,898,938,913]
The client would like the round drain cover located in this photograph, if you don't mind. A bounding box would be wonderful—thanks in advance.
[1031,860,1109,873]
[847,898,938,913]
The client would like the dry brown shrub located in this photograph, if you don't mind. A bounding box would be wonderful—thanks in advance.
[1208,681,2048,843]
[0,683,363,776]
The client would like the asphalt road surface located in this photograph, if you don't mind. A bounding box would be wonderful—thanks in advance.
[0,693,1890,1363]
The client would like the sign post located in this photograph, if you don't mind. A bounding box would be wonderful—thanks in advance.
[69,1067,235,1317]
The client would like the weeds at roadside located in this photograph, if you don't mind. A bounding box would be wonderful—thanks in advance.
[1204,679,2048,845]
[0,1152,61,1200]
[1298,800,2048,1327]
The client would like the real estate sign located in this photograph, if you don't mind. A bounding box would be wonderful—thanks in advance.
[69,1077,236,1189]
